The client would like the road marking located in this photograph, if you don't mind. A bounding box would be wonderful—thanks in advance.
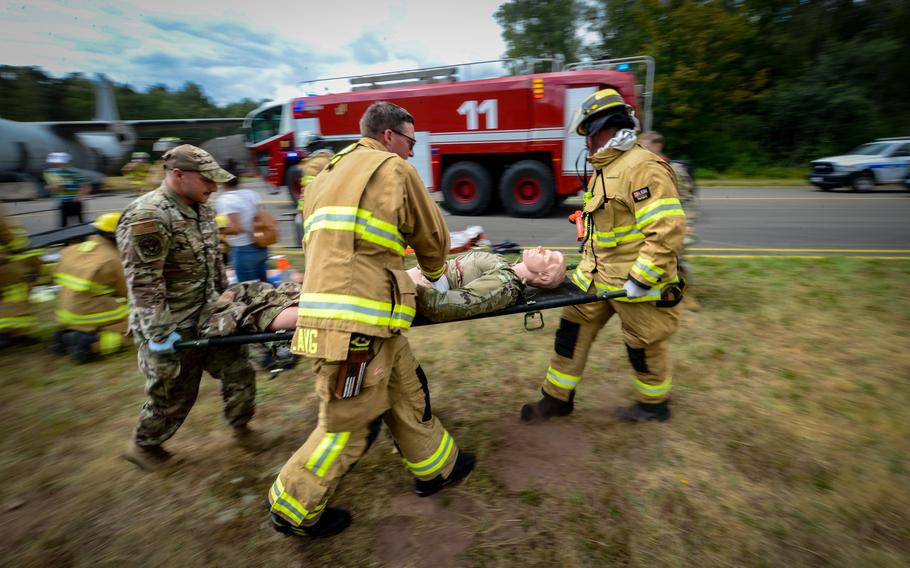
[690,247,910,253]
[700,196,907,200]
[263,200,293,205]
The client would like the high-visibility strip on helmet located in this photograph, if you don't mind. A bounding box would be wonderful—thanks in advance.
[0,315,37,329]
[304,431,351,478]
[55,304,129,326]
[546,366,581,390]
[403,429,454,477]
[2,282,28,302]
[635,198,685,228]
[54,272,115,295]
[304,206,405,255]
[635,376,672,398]
[268,477,326,526]
[99,331,122,355]
[630,257,665,285]
[298,292,415,329]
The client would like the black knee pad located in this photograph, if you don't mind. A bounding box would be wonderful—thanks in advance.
[365,416,382,451]
[625,344,650,373]
[415,365,432,422]
[554,319,581,359]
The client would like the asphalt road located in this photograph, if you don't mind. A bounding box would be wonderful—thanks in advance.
[5,181,909,259]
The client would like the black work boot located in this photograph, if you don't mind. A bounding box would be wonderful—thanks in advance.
[64,331,98,364]
[49,330,72,355]
[414,451,476,497]
[270,508,351,538]
[520,389,575,423]
[615,401,671,423]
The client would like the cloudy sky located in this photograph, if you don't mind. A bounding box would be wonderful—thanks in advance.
[0,0,508,104]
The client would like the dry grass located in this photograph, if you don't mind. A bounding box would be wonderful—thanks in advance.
[1,257,908,567]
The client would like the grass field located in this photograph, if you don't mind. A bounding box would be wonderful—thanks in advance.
[1,257,909,567]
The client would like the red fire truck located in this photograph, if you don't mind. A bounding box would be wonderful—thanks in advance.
[243,57,653,217]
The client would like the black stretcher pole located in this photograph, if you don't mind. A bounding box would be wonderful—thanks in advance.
[174,289,629,350]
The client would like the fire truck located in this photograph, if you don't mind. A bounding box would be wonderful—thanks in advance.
[243,57,653,217]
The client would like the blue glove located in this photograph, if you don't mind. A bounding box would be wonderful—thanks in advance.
[623,279,651,299]
[148,331,182,355]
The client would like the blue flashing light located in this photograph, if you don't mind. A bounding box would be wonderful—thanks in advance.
[293,99,305,113]
[617,63,630,71]
[286,152,299,159]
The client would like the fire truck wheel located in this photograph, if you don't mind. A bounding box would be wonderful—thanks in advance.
[285,164,302,206]
[440,161,493,215]
[499,160,555,218]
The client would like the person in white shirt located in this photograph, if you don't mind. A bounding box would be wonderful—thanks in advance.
[215,176,268,282]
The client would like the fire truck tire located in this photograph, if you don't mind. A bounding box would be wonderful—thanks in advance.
[499,160,555,218]
[285,164,302,206]
[440,161,493,215]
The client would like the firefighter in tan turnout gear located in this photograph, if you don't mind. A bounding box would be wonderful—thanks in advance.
[267,102,475,538]
[52,212,130,363]
[521,89,687,424]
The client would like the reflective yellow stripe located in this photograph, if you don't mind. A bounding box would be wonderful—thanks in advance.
[421,264,446,280]
[635,376,672,398]
[570,267,591,291]
[635,198,685,228]
[99,331,122,355]
[594,278,679,303]
[301,175,316,184]
[403,430,454,477]
[55,304,129,325]
[2,282,28,302]
[630,257,664,285]
[54,272,115,295]
[304,431,350,477]
[78,240,98,252]
[304,206,405,254]
[546,366,581,390]
[8,248,45,262]
[268,477,326,526]
[298,292,415,329]
[328,143,357,167]
[0,315,36,329]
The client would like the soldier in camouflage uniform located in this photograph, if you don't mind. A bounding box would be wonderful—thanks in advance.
[199,280,301,337]
[117,145,261,472]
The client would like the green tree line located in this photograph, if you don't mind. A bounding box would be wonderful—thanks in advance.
[497,0,909,173]
[0,66,261,148]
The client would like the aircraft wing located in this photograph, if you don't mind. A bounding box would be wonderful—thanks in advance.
[41,118,244,136]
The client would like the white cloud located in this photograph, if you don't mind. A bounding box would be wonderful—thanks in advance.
[0,0,508,104]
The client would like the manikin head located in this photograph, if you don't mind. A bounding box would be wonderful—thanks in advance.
[512,247,567,289]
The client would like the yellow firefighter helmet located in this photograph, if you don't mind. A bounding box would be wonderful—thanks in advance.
[568,88,633,136]
[92,212,121,233]
[215,214,230,229]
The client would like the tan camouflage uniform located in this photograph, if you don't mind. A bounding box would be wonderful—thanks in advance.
[416,251,523,322]
[116,183,257,447]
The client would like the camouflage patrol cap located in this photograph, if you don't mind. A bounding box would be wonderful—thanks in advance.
[163,144,235,183]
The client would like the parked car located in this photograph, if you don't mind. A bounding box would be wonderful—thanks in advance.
[808,137,910,191]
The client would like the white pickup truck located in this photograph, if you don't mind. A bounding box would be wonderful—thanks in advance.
[808,137,910,191]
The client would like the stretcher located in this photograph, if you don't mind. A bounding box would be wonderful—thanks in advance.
[174,283,684,350]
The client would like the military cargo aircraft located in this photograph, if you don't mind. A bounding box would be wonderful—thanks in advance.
[0,75,243,199]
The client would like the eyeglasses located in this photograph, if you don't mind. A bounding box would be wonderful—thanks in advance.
[390,129,416,150]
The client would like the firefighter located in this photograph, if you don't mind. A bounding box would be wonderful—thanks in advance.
[52,212,130,363]
[267,102,475,538]
[520,89,687,424]
[293,135,334,246]
[0,205,42,348]
[121,151,151,192]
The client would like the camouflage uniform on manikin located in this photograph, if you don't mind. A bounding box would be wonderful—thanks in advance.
[54,234,130,354]
[268,137,459,529]
[547,143,686,404]
[116,183,256,447]
[199,281,300,337]
[0,207,42,338]
[416,251,523,322]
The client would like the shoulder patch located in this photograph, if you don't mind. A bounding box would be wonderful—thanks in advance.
[135,233,165,262]
[632,187,652,203]
[130,220,160,236]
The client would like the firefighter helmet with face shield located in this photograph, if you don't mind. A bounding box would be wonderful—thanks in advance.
[568,88,634,137]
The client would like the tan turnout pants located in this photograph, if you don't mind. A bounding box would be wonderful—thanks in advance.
[541,290,680,404]
[269,333,459,527]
